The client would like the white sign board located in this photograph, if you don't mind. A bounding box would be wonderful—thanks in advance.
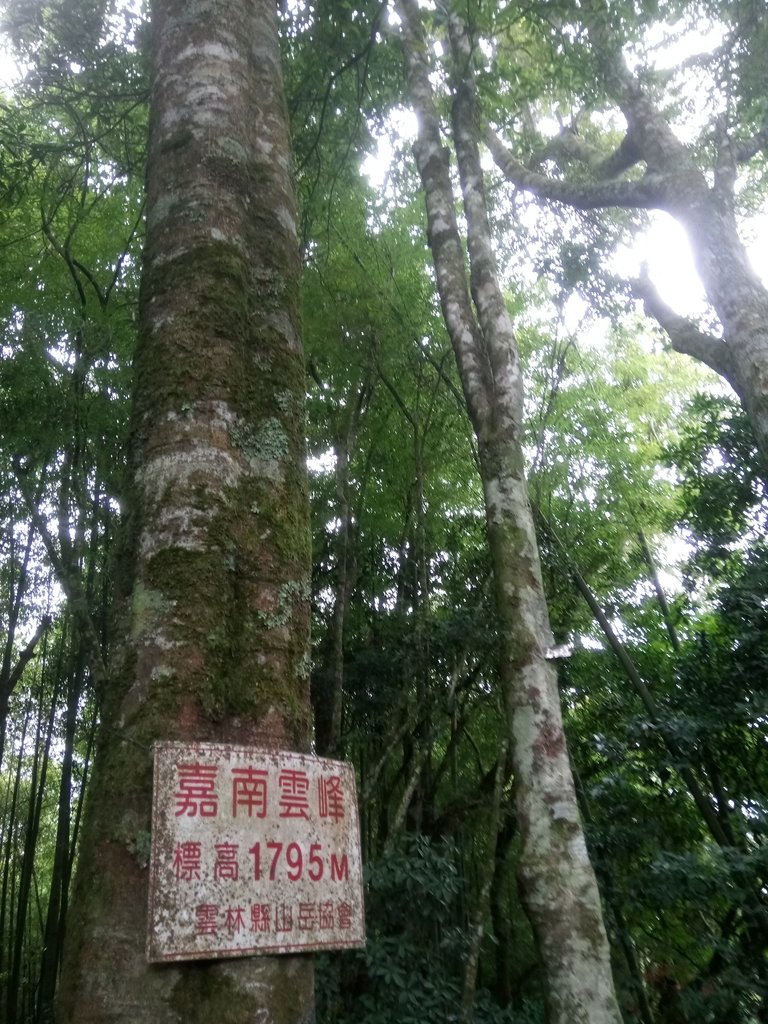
[147,742,365,962]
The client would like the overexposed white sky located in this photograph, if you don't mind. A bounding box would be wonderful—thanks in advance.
[0,43,21,91]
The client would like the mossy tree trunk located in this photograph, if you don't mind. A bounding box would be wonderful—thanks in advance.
[56,1,314,1021]
[395,2,622,1022]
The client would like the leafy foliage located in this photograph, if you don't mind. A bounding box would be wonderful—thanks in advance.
[1,0,768,1021]
[317,837,545,1024]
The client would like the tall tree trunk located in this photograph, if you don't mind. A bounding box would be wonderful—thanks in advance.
[0,514,45,768]
[395,3,622,1021]
[56,1,314,1021]
[8,642,56,1024]
[0,708,29,1018]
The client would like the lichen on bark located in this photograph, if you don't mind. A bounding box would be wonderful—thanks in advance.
[56,0,314,1021]
[395,2,622,1021]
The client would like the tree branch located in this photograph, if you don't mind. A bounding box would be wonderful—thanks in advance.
[486,127,664,210]
[12,460,109,690]
[5,616,51,697]
[541,126,643,180]
[630,268,734,383]
[537,509,734,850]
[733,102,768,164]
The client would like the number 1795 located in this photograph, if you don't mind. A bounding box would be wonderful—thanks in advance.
[248,841,349,882]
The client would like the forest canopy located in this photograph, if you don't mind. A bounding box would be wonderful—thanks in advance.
[0,0,767,1022]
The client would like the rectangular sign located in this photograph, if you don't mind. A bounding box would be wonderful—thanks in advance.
[147,742,365,962]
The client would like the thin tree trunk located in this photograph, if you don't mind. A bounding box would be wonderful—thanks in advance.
[36,645,84,1024]
[383,739,432,854]
[0,513,45,768]
[9,677,44,1023]
[460,745,507,1024]
[0,614,49,768]
[1,708,29,1021]
[394,4,622,1021]
[312,380,368,757]
[545,520,736,849]
[8,635,56,1024]
[489,816,517,1008]
[638,529,681,652]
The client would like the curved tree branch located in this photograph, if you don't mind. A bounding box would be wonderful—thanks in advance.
[485,127,665,210]
[630,268,735,385]
[541,126,643,180]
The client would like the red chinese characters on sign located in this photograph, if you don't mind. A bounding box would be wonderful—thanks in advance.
[195,904,218,936]
[318,900,334,930]
[318,775,344,821]
[173,841,202,881]
[277,769,311,819]
[337,901,353,930]
[224,906,246,934]
[148,743,365,962]
[214,843,239,881]
[250,904,271,933]
[174,762,346,821]
[175,763,218,817]
[275,904,293,933]
[298,902,316,930]
[191,900,353,938]
[167,838,351,886]
[232,767,268,818]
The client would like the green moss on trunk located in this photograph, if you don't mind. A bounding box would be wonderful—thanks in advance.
[57,0,315,1020]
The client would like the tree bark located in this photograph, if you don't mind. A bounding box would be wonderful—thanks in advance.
[394,3,622,1021]
[56,1,314,1022]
